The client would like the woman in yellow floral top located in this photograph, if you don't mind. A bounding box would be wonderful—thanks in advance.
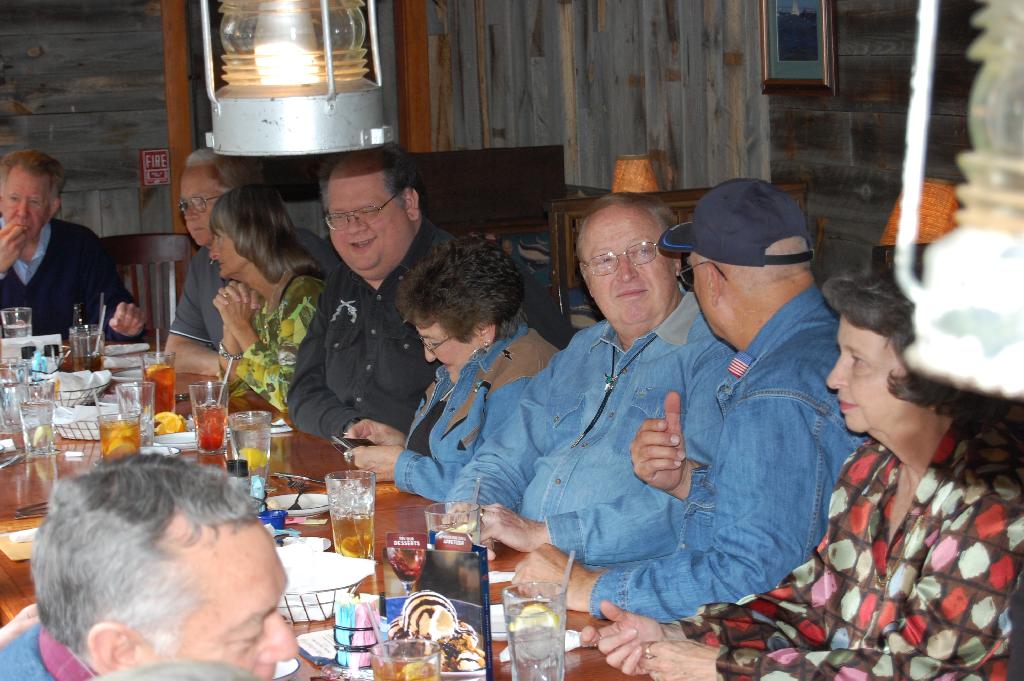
[208,185,324,411]
[586,273,1021,681]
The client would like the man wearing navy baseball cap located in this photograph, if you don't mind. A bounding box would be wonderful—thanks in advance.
[528,178,862,622]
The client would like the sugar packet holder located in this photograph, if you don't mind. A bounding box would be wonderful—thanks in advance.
[334,592,381,669]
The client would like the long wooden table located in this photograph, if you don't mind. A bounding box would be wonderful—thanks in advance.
[0,373,625,680]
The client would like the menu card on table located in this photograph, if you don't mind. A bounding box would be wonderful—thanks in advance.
[382,532,493,679]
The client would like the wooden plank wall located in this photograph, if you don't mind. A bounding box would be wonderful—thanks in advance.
[769,0,979,277]
[421,0,770,191]
[0,0,172,237]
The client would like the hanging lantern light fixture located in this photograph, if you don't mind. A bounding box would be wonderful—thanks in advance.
[199,0,393,156]
[895,0,1024,398]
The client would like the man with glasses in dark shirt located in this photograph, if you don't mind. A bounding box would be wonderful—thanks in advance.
[289,143,572,439]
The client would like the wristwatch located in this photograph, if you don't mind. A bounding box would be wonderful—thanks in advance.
[218,342,244,361]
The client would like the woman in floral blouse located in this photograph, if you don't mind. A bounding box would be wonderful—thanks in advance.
[209,185,323,412]
[585,273,1022,680]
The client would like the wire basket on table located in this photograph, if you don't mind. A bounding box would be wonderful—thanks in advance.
[58,383,109,408]
[278,580,364,622]
[56,419,100,440]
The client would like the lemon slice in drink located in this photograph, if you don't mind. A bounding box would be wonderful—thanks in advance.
[32,425,52,448]
[508,603,560,633]
[239,447,268,470]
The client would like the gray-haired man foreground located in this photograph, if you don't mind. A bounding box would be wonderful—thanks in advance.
[0,456,297,679]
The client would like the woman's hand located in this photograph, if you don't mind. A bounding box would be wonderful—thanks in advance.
[639,639,718,681]
[581,601,665,675]
[213,282,260,348]
[347,419,406,447]
[352,445,402,480]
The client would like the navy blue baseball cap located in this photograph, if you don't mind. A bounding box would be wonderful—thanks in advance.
[660,179,813,267]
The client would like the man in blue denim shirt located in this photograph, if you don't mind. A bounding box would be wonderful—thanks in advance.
[517,179,863,621]
[446,194,728,566]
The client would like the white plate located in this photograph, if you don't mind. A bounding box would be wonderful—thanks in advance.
[139,446,180,457]
[273,657,300,679]
[154,431,197,448]
[442,672,486,679]
[266,493,329,517]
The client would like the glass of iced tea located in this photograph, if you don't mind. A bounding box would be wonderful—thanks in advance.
[326,470,375,559]
[189,381,228,455]
[70,324,103,372]
[371,640,440,681]
[98,412,141,460]
[142,351,176,413]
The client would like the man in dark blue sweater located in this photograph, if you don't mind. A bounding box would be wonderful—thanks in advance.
[0,150,144,339]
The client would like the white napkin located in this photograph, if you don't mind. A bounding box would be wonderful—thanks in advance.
[103,355,142,369]
[54,405,106,425]
[9,528,37,543]
[104,343,150,357]
[57,370,111,392]
[490,571,515,584]
[275,544,376,621]
[498,631,581,663]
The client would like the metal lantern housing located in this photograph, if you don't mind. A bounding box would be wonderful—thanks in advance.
[199,0,393,156]
[895,0,1024,398]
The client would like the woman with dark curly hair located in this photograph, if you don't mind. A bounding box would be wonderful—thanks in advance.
[346,237,557,500]
[209,185,323,411]
[587,272,1023,681]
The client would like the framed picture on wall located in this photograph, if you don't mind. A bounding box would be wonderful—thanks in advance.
[759,0,837,95]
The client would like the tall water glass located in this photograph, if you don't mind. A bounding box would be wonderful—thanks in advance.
[26,380,56,402]
[326,471,375,559]
[503,582,567,681]
[0,360,31,384]
[1,307,32,338]
[229,410,272,486]
[116,381,155,446]
[0,383,28,434]
[189,381,227,455]
[20,400,55,457]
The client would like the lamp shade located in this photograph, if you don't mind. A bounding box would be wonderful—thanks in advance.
[611,155,660,193]
[879,179,958,245]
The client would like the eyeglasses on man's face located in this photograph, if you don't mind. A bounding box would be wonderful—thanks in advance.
[325,192,400,231]
[580,241,659,276]
[178,194,222,214]
[678,258,728,290]
[418,335,451,353]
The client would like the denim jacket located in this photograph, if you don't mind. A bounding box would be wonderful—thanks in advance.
[447,294,727,565]
[590,287,865,620]
[394,325,556,500]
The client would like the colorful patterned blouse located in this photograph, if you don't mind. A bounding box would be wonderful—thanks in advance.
[679,410,1024,679]
[236,275,323,412]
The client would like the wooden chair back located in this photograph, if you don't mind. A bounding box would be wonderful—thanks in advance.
[547,183,808,320]
[101,233,193,333]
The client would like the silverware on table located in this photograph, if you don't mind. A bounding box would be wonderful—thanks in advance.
[0,453,24,470]
[287,480,309,510]
[272,472,325,485]
[15,501,47,519]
